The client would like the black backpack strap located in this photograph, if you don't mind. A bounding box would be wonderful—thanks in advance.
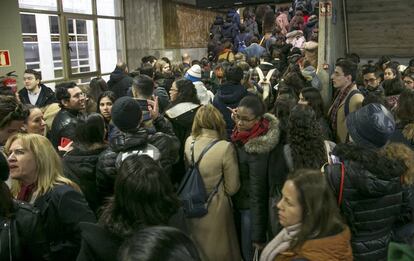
[206,175,224,205]
[344,89,361,117]
[193,139,220,166]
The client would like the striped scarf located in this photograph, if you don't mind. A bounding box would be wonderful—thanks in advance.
[329,84,353,132]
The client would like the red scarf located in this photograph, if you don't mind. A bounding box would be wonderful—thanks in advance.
[17,183,36,202]
[231,118,270,145]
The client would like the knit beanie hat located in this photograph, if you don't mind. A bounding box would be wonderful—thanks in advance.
[184,65,202,83]
[346,103,395,148]
[111,96,142,132]
[0,152,9,182]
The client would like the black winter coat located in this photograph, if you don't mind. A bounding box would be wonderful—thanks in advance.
[213,82,249,139]
[18,84,57,108]
[327,143,406,261]
[232,113,280,243]
[96,116,180,202]
[0,201,50,261]
[34,184,96,261]
[76,223,122,261]
[49,108,84,149]
[63,145,108,214]
[165,102,200,184]
[222,22,237,42]
[107,69,133,99]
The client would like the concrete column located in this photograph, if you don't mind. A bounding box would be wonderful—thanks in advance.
[317,0,346,109]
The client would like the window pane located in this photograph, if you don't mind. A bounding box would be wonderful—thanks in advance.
[51,43,61,60]
[98,19,124,74]
[78,43,89,59]
[62,0,92,14]
[76,20,87,34]
[67,18,97,75]
[97,0,123,17]
[68,19,74,34]
[49,16,59,34]
[27,63,40,70]
[21,14,37,34]
[19,0,57,11]
[23,43,40,63]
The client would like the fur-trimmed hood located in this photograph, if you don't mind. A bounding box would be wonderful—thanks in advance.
[333,143,406,180]
[402,123,414,142]
[244,113,280,154]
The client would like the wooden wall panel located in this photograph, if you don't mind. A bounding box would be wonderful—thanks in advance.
[346,0,414,57]
[163,1,220,48]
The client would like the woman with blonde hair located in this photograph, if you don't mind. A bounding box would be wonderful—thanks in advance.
[5,133,96,261]
[183,104,241,261]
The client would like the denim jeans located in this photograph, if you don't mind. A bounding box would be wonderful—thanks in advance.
[239,209,253,261]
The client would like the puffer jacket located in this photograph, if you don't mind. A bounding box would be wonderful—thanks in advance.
[96,116,180,202]
[0,201,50,261]
[222,22,237,42]
[232,113,280,243]
[327,143,406,261]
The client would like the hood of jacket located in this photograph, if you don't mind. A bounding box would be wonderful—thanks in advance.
[215,83,248,105]
[109,67,126,83]
[243,113,280,154]
[402,123,414,142]
[109,129,148,153]
[333,143,406,180]
[213,16,224,25]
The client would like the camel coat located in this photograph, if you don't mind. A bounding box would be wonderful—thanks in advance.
[328,85,364,143]
[184,129,241,261]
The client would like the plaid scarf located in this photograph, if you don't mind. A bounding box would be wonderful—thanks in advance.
[329,84,353,132]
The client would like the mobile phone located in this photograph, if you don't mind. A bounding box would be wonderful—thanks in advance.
[60,137,72,148]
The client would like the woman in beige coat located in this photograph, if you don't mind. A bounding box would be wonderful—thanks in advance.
[184,104,241,261]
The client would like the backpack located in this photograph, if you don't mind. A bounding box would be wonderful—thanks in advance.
[344,89,362,142]
[115,143,161,169]
[177,139,222,218]
[256,67,277,108]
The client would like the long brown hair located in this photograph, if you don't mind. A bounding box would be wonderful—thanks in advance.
[288,169,345,249]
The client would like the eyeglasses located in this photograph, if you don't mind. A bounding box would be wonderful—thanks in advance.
[234,114,257,123]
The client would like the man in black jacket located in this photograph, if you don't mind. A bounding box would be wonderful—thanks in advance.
[50,82,85,149]
[107,62,133,99]
[19,69,57,108]
[96,96,179,203]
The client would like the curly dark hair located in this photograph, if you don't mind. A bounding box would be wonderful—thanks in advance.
[99,155,180,238]
[288,104,326,169]
[169,78,200,107]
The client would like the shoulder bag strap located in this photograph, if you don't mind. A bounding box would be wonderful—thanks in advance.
[344,89,361,117]
[190,139,196,166]
[194,139,220,166]
[206,175,224,206]
[338,162,345,206]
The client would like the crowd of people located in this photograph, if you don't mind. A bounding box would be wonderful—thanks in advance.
[1,0,414,260]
